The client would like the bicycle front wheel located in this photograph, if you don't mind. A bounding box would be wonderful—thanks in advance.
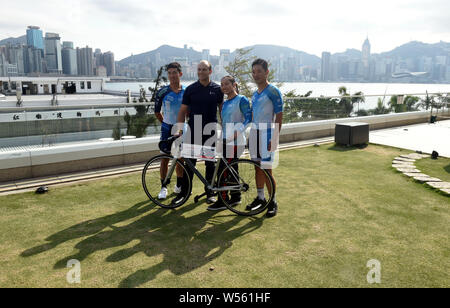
[142,154,192,209]
[217,159,275,216]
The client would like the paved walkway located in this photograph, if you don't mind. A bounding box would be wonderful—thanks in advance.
[370,119,450,158]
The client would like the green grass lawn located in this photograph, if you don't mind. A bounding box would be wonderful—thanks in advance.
[415,157,450,182]
[0,143,448,288]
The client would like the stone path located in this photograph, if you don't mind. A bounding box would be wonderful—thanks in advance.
[392,153,450,196]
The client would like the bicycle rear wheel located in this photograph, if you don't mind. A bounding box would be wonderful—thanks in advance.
[217,159,275,216]
[142,154,192,209]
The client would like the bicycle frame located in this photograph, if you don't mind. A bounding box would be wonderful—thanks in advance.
[163,156,243,193]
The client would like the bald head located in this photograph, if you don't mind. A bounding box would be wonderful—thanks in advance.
[197,60,212,84]
[198,60,212,71]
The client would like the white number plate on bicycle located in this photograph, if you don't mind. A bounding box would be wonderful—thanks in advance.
[181,143,216,161]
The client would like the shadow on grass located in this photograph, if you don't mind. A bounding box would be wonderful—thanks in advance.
[444,164,450,174]
[21,198,263,288]
[328,143,368,152]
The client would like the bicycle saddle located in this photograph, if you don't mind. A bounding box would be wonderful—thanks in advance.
[158,135,181,155]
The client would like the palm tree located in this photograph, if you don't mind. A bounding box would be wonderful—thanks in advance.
[419,92,433,110]
[338,86,352,117]
[371,98,390,115]
[338,86,365,117]
[352,91,365,113]
[389,95,420,113]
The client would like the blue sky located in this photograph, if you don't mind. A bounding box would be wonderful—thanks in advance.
[1,0,449,60]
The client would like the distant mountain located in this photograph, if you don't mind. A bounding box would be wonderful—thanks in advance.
[119,44,322,67]
[236,44,321,67]
[331,48,362,59]
[380,41,450,58]
[0,35,27,46]
[119,45,212,65]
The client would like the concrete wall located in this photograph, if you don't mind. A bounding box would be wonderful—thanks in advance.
[0,136,161,182]
[0,110,444,183]
[279,110,435,143]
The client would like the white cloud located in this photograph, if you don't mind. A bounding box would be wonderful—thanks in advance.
[0,0,449,60]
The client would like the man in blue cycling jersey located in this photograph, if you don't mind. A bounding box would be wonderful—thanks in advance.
[247,58,283,218]
[154,62,185,200]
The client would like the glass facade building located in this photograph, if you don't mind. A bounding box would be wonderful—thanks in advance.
[26,26,44,50]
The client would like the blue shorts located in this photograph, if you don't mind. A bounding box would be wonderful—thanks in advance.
[249,128,275,168]
[160,122,174,154]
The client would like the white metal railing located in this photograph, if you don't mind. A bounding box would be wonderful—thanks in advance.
[102,89,142,97]
[0,102,154,112]
[285,92,449,100]
[0,92,448,150]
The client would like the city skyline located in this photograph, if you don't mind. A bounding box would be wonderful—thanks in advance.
[0,25,116,77]
[1,0,449,61]
[2,25,449,84]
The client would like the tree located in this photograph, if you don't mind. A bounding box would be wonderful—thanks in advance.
[112,120,122,140]
[283,90,343,122]
[356,109,369,117]
[433,93,450,110]
[419,92,433,110]
[224,48,282,98]
[352,91,365,114]
[224,48,255,98]
[283,90,314,123]
[388,95,420,113]
[337,86,365,117]
[371,98,390,115]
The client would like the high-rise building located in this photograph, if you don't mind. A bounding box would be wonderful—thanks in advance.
[96,65,107,77]
[20,45,43,75]
[218,49,231,76]
[45,33,62,74]
[77,46,93,76]
[23,45,35,74]
[7,44,25,75]
[26,26,44,50]
[0,52,7,77]
[321,52,331,81]
[76,47,82,75]
[362,37,371,80]
[94,48,103,69]
[31,47,44,73]
[62,45,77,75]
[202,49,210,62]
[220,49,231,64]
[62,41,74,49]
[287,55,297,81]
[103,51,115,76]
[6,63,18,75]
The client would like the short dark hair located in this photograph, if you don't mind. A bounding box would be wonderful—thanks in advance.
[166,62,182,73]
[252,58,269,71]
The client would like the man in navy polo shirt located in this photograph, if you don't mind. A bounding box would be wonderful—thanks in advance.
[174,60,224,207]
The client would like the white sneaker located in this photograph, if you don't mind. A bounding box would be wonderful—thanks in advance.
[174,185,182,194]
[158,187,168,200]
[206,194,217,204]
